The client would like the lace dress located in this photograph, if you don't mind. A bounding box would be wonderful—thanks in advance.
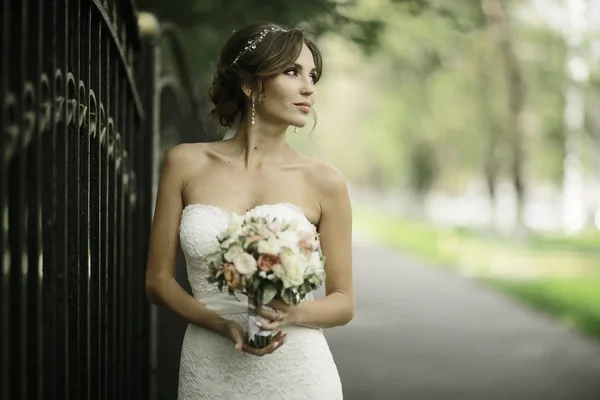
[177,203,343,400]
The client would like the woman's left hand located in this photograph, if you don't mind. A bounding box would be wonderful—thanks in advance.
[253,299,297,331]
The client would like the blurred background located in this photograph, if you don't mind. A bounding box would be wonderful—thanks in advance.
[137,0,600,341]
[2,0,600,399]
[138,0,600,398]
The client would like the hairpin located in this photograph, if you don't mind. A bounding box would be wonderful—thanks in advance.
[231,27,285,66]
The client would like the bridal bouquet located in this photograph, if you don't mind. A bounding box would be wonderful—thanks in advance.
[206,213,326,348]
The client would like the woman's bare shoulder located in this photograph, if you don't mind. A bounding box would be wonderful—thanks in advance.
[300,158,347,194]
[161,142,221,177]
[292,156,349,217]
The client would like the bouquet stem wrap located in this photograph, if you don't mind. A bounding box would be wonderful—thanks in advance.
[247,292,273,348]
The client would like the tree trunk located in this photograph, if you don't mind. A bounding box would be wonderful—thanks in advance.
[482,0,527,233]
[475,32,501,229]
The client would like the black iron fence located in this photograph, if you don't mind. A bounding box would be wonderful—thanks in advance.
[0,0,203,398]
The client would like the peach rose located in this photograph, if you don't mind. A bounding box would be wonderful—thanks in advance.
[244,235,265,247]
[257,254,281,271]
[298,240,313,257]
[223,263,244,290]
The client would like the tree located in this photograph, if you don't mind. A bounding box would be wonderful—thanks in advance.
[482,0,528,232]
[135,0,428,79]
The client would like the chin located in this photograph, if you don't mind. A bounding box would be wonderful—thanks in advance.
[291,118,309,128]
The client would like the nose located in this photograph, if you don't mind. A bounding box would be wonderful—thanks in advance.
[301,76,315,97]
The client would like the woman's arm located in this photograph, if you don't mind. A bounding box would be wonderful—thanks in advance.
[292,165,355,329]
[145,145,229,338]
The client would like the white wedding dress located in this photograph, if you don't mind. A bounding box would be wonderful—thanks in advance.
[177,203,343,400]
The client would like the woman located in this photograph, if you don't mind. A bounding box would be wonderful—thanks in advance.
[145,22,354,400]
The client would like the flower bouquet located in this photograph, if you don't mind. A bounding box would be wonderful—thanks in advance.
[206,213,326,348]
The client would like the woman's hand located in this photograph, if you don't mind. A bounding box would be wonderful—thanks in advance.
[252,299,298,331]
[223,320,287,356]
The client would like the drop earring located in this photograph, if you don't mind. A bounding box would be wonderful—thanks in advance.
[294,127,298,133]
[251,96,256,125]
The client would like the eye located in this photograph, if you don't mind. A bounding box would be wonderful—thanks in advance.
[284,68,299,77]
[284,68,317,84]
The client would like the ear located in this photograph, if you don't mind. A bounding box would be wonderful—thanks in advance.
[241,85,253,99]
[241,79,262,101]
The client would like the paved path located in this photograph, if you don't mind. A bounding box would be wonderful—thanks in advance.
[318,240,600,400]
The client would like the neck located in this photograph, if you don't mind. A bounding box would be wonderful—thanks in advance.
[229,116,291,168]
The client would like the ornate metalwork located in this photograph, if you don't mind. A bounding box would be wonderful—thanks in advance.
[0,1,154,399]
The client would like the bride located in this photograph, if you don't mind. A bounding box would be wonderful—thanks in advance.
[145,22,354,399]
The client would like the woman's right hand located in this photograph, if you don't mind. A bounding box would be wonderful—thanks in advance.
[224,320,287,356]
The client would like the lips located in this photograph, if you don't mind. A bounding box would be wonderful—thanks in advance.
[294,102,311,113]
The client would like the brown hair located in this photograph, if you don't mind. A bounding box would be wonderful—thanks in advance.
[208,22,322,128]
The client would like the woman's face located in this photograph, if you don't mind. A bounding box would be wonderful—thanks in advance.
[257,44,317,128]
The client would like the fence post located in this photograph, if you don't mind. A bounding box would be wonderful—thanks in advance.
[136,12,161,400]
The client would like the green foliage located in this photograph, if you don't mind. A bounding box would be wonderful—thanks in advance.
[139,0,595,218]
[260,281,278,305]
[516,24,568,184]
[312,0,576,198]
[136,0,425,77]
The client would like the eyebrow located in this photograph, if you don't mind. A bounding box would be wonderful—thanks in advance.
[293,63,317,73]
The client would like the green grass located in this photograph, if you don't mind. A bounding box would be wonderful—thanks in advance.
[484,278,600,340]
[525,231,600,253]
[353,205,467,265]
[353,204,600,341]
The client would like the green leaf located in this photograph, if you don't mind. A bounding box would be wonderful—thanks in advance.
[261,282,278,305]
[252,277,262,292]
[280,289,293,305]
[300,282,311,295]
[246,241,258,252]
[308,274,323,287]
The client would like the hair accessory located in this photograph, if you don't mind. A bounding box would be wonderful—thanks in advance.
[231,27,285,66]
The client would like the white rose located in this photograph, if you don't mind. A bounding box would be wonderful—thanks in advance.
[224,244,244,262]
[257,236,281,256]
[220,235,238,249]
[268,219,283,233]
[306,251,323,275]
[275,251,307,288]
[232,253,257,275]
[286,219,300,231]
[258,225,275,239]
[226,214,245,236]
[298,229,314,242]
[277,231,301,251]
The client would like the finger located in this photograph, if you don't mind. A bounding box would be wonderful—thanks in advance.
[271,330,287,344]
[266,299,284,308]
[265,332,288,354]
[229,328,244,351]
[254,307,278,321]
[261,337,284,355]
[240,343,267,356]
[264,331,287,354]
[242,332,287,356]
[241,340,280,356]
[258,319,283,330]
